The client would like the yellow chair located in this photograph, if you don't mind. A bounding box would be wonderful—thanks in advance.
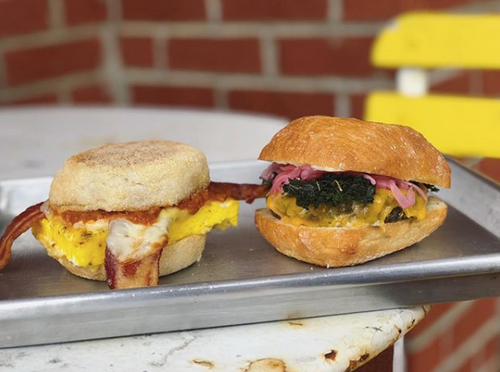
[366,12,500,157]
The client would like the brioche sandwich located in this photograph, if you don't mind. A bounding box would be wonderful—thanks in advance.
[0,141,267,289]
[255,116,451,267]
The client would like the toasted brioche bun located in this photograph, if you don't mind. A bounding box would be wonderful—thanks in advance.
[50,141,210,212]
[55,234,206,281]
[255,197,447,267]
[259,116,451,188]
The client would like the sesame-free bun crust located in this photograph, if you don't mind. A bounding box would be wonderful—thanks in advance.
[56,234,206,281]
[50,141,210,212]
[255,197,447,267]
[259,116,451,188]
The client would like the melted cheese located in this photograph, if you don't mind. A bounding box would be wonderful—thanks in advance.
[267,189,427,228]
[32,199,239,268]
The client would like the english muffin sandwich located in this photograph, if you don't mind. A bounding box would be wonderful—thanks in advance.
[0,141,267,289]
[256,116,451,267]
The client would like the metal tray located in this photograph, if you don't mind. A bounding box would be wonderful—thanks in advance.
[0,159,499,348]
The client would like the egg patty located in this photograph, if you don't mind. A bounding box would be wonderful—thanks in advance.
[32,199,239,269]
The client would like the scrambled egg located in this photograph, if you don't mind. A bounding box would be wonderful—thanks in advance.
[32,199,239,269]
[267,189,427,228]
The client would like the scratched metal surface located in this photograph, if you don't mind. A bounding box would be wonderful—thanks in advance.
[0,160,498,348]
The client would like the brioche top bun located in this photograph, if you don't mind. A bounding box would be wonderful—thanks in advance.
[259,116,451,188]
[49,141,210,212]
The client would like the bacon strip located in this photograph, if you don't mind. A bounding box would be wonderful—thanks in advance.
[209,182,269,203]
[105,248,162,289]
[178,182,269,214]
[0,202,45,270]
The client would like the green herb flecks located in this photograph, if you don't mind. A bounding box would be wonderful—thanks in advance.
[283,174,376,211]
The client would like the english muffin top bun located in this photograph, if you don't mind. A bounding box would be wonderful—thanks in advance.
[256,116,451,268]
[50,141,210,212]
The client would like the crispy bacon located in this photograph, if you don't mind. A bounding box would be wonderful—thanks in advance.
[105,248,162,289]
[210,182,269,203]
[178,182,269,214]
[0,202,45,270]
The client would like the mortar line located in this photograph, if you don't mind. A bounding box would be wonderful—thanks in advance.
[48,0,65,29]
[120,69,394,93]
[101,0,128,105]
[205,0,222,22]
[328,0,343,23]
[334,93,350,117]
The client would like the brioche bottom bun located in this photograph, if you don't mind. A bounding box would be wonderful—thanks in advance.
[55,234,206,281]
[255,197,447,267]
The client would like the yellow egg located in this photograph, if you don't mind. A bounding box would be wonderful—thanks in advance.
[32,199,239,269]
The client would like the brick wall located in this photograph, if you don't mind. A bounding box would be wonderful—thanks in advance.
[406,299,500,372]
[0,0,498,117]
[0,1,499,371]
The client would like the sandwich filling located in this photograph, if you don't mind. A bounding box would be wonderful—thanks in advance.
[32,199,238,270]
[0,181,267,289]
[261,163,437,228]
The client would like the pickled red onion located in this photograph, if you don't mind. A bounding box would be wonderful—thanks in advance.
[261,162,427,208]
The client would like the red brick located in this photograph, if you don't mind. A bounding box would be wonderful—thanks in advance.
[343,0,484,21]
[356,346,393,372]
[452,298,496,350]
[8,93,58,105]
[5,39,101,86]
[229,90,334,120]
[406,335,441,372]
[132,85,214,108]
[475,158,500,182]
[454,359,473,372]
[431,72,471,95]
[279,38,375,76]
[71,84,112,104]
[406,302,457,338]
[481,70,500,96]
[169,38,261,73]
[122,0,205,21]
[120,37,154,67]
[407,300,498,372]
[446,335,499,372]
[350,94,366,119]
[0,0,48,37]
[64,0,107,26]
[483,335,499,360]
[222,0,327,20]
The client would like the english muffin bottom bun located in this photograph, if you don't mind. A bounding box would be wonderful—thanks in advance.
[1,141,241,290]
[256,116,451,267]
[56,234,207,282]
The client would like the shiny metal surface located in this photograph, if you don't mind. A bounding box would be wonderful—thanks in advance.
[0,161,499,348]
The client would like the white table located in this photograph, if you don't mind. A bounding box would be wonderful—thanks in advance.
[0,108,426,371]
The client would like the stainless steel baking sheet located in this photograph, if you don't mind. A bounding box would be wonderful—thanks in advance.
[0,159,499,348]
